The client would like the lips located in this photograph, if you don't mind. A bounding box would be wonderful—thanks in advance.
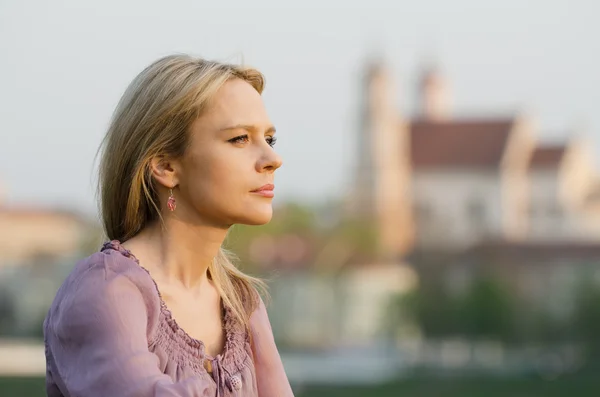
[251,184,275,198]
[251,184,274,192]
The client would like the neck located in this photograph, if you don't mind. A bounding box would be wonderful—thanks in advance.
[140,216,229,290]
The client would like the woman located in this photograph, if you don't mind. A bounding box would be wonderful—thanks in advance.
[43,54,294,397]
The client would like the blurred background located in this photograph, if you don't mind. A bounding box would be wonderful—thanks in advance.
[1,0,600,396]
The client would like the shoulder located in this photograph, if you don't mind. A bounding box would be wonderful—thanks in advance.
[44,248,162,339]
[57,248,159,306]
[249,293,271,332]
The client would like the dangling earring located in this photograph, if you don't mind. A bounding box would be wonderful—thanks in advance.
[167,188,176,212]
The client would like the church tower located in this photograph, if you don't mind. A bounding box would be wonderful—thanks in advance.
[418,64,451,121]
[350,58,414,259]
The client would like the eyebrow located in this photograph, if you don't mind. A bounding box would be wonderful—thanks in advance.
[219,124,276,134]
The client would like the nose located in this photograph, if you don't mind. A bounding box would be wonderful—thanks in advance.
[257,146,283,173]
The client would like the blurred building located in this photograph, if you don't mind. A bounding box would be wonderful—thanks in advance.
[442,240,600,323]
[268,262,417,349]
[352,60,600,253]
[0,205,94,268]
[0,198,99,337]
[347,57,600,343]
[256,59,600,351]
[351,60,415,259]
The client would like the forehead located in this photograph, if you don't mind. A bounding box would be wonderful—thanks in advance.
[197,78,270,130]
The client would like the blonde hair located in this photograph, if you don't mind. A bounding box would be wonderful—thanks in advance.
[98,54,267,328]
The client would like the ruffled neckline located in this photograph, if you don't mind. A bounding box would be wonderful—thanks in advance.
[100,240,248,367]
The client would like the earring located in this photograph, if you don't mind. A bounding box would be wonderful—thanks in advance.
[167,188,176,212]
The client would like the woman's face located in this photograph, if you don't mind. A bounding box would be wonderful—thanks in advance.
[173,78,282,228]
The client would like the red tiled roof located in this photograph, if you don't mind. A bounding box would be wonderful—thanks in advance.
[528,144,566,169]
[409,118,515,169]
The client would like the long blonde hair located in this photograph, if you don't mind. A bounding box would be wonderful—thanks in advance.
[98,54,267,328]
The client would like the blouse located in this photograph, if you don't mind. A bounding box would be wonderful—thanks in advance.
[43,240,295,397]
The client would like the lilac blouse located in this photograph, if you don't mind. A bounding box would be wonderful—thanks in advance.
[43,241,295,397]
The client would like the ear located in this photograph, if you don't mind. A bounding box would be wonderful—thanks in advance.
[149,156,178,189]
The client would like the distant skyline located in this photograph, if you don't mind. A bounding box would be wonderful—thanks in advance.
[0,0,598,215]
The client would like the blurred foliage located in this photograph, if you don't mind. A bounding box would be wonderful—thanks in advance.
[227,202,317,246]
[456,277,516,341]
[573,278,600,356]
[225,201,379,273]
[0,290,16,336]
[3,375,600,397]
[399,282,459,338]
[395,275,600,346]
[328,217,379,259]
[296,375,600,397]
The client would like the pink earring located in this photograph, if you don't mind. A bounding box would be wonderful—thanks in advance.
[167,188,176,212]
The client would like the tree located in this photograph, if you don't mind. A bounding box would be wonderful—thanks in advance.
[398,277,518,342]
[400,283,460,338]
[456,277,516,342]
[573,278,600,355]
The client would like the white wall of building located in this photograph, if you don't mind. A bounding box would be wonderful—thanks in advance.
[528,169,574,240]
[412,170,504,249]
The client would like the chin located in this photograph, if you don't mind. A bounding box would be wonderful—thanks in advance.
[238,207,273,226]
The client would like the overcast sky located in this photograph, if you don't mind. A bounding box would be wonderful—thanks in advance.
[0,0,598,215]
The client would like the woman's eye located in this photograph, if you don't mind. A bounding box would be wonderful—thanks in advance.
[266,136,277,147]
[229,135,249,144]
[228,134,277,147]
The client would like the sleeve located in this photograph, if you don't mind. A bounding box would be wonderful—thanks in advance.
[44,263,211,397]
[249,297,295,397]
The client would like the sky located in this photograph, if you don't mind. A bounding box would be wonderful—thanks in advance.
[0,0,598,215]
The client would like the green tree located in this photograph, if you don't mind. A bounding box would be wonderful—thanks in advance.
[401,283,460,338]
[456,277,516,342]
[573,278,600,355]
